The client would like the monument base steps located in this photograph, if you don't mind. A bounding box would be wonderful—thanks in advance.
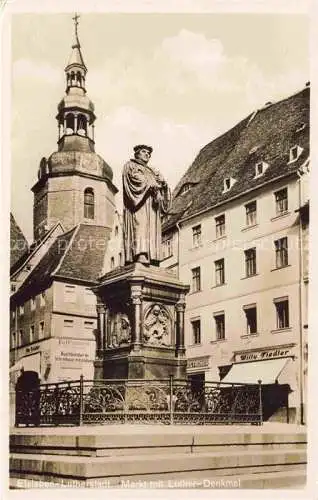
[10,426,306,489]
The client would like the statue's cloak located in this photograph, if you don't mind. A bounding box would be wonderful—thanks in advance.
[122,159,170,264]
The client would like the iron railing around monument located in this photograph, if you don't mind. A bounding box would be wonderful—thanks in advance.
[15,376,263,426]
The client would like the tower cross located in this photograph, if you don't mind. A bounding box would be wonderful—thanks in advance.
[72,12,80,37]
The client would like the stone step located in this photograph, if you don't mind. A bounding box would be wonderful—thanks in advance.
[10,430,307,457]
[10,447,306,481]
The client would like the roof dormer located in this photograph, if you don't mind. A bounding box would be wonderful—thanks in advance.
[289,145,304,164]
[222,177,236,194]
[254,161,269,179]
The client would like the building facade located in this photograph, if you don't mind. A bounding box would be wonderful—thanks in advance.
[10,18,117,386]
[162,86,310,424]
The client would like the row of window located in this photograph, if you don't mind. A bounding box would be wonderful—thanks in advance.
[14,287,96,317]
[64,285,95,304]
[190,297,290,345]
[11,321,45,348]
[11,318,95,348]
[13,292,46,318]
[178,146,303,198]
[192,188,288,248]
[191,236,289,292]
[162,188,289,258]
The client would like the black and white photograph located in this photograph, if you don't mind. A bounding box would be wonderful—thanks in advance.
[3,0,315,495]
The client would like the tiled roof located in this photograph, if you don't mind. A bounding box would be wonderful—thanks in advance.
[10,213,29,270]
[163,86,309,232]
[14,227,77,298]
[13,224,111,300]
[54,224,111,282]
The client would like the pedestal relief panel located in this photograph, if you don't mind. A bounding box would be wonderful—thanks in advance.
[143,304,172,346]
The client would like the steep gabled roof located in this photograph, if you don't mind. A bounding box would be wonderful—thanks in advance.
[12,226,77,299]
[163,86,310,232]
[10,213,29,270]
[11,224,111,301]
[53,224,111,282]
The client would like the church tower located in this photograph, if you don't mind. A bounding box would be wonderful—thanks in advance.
[32,14,117,241]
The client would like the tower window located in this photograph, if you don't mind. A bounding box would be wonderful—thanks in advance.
[76,71,82,86]
[84,188,95,219]
[77,114,87,136]
[65,113,75,134]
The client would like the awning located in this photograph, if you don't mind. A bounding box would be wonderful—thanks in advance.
[9,353,40,374]
[221,357,290,385]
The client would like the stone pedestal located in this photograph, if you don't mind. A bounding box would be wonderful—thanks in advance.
[93,263,189,380]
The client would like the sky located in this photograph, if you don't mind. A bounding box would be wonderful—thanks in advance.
[11,12,309,242]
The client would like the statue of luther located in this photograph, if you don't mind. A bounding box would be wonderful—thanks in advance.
[122,145,170,265]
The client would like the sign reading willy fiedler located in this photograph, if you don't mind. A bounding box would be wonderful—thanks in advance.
[235,345,295,363]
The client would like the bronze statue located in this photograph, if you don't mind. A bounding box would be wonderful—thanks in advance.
[122,145,170,265]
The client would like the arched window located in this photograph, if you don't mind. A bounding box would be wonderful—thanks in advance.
[65,113,75,134]
[77,114,87,136]
[84,188,94,219]
[76,71,82,86]
[70,71,75,85]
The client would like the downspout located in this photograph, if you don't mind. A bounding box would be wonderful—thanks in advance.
[176,221,181,280]
[297,169,305,425]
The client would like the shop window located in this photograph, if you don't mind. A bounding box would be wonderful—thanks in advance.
[191,267,201,292]
[215,214,225,238]
[245,201,257,226]
[244,248,257,277]
[274,298,289,329]
[191,319,201,345]
[244,305,257,335]
[214,312,225,340]
[275,237,288,268]
[192,224,202,248]
[215,258,225,286]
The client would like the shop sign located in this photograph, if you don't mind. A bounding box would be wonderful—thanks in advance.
[187,356,210,371]
[25,344,40,355]
[55,339,94,364]
[235,347,293,363]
